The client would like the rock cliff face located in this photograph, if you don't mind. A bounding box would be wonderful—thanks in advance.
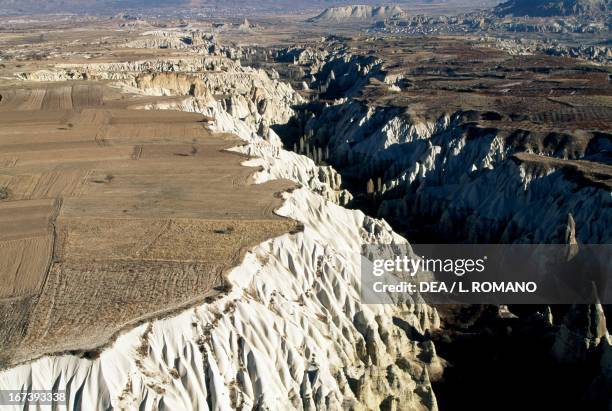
[0,188,440,410]
[552,301,608,364]
[550,297,612,409]
[269,36,611,409]
[287,49,612,244]
[489,37,612,65]
[0,41,442,409]
[17,50,352,205]
[127,68,353,205]
[120,30,226,52]
[18,55,245,82]
[309,5,405,23]
[304,101,611,243]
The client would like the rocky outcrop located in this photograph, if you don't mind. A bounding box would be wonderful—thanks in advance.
[124,66,352,205]
[16,54,299,146]
[312,53,384,98]
[2,34,442,410]
[489,37,612,65]
[0,188,441,410]
[552,300,608,364]
[549,288,612,407]
[18,56,243,82]
[4,35,350,209]
[309,5,405,23]
[588,336,612,406]
[369,10,610,38]
[302,98,612,243]
[494,0,610,17]
[121,30,221,51]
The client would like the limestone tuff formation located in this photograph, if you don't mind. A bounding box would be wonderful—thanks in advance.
[0,6,609,410]
[279,37,611,244]
[0,28,440,410]
[272,33,610,410]
[309,5,405,22]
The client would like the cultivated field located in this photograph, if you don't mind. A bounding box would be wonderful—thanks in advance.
[345,37,612,130]
[0,82,297,367]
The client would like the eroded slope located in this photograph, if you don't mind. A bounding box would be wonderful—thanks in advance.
[0,82,297,368]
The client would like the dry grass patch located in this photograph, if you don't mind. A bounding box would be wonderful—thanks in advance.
[0,82,298,368]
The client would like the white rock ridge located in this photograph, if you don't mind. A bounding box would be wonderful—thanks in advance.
[126,67,352,205]
[16,50,353,205]
[309,5,405,23]
[0,189,440,411]
[1,48,440,411]
[305,98,611,243]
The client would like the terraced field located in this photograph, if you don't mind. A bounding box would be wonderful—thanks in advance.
[0,83,297,368]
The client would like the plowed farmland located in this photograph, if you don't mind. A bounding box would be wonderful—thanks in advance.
[0,83,296,368]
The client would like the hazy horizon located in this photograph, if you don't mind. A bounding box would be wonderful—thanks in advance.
[0,0,501,16]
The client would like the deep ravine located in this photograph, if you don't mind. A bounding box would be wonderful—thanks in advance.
[263,42,612,410]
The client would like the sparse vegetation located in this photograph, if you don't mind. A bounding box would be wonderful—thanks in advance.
[0,80,297,367]
[213,226,234,234]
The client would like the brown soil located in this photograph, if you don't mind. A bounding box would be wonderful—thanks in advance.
[0,82,297,368]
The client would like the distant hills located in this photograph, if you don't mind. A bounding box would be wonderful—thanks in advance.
[0,0,500,16]
[308,5,405,22]
[494,0,610,16]
[7,0,603,18]
[0,0,185,14]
